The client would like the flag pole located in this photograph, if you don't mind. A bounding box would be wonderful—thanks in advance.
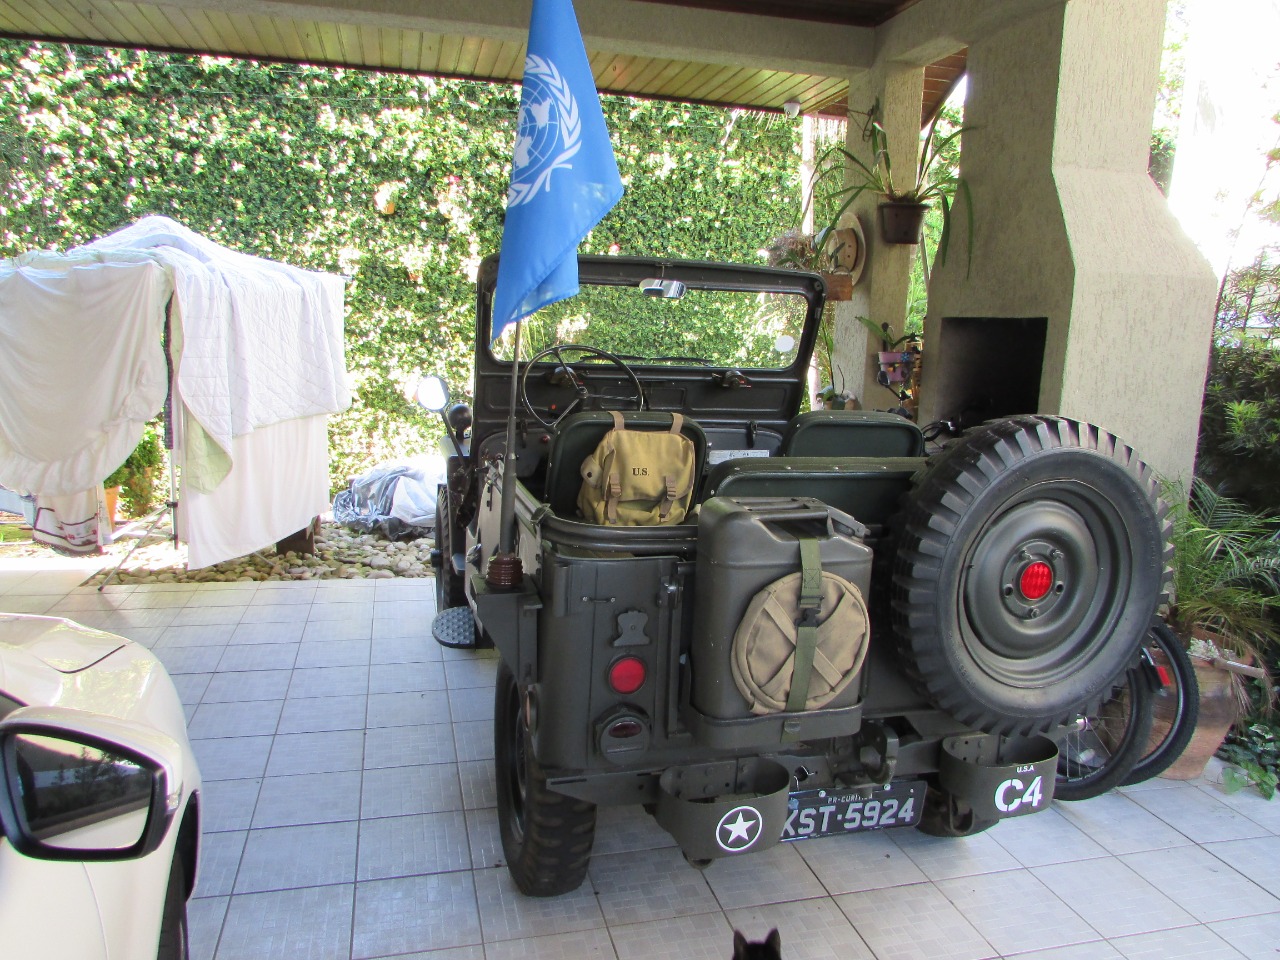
[486,317,524,589]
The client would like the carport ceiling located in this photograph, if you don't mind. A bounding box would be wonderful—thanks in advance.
[0,0,957,118]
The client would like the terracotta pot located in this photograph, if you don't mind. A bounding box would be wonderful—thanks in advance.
[1160,655,1242,780]
[878,201,928,244]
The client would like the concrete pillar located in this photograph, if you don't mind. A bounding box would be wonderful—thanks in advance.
[922,0,1217,482]
[831,66,925,411]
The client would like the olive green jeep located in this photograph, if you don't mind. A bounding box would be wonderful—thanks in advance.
[428,254,1170,896]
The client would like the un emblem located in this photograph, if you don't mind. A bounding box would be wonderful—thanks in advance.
[715,805,763,853]
[508,55,582,207]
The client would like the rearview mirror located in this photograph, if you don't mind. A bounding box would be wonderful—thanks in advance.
[639,278,686,299]
[0,712,176,862]
[415,375,451,413]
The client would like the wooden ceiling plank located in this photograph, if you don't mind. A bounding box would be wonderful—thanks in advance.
[648,56,711,98]
[437,32,463,74]
[26,0,89,36]
[245,13,287,60]
[492,40,526,81]
[656,59,723,101]
[134,4,191,49]
[311,21,343,63]
[269,14,310,61]
[334,22,361,66]
[698,66,754,103]
[67,1,119,40]
[724,68,795,108]
[16,0,76,36]
[200,10,252,56]
[599,53,653,91]
[472,37,503,78]
[107,3,173,48]
[355,24,378,68]
[229,12,267,55]
[619,55,662,90]
[297,21,331,63]
[2,0,63,37]
[384,27,409,70]
[169,7,222,53]
[629,56,689,97]
[455,34,484,76]
[406,29,427,72]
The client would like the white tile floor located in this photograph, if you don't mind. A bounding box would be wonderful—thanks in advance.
[3,556,1280,960]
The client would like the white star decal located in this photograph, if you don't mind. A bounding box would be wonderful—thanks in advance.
[722,811,756,844]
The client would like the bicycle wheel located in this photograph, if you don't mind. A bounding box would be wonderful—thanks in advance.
[1121,620,1199,785]
[1054,660,1155,801]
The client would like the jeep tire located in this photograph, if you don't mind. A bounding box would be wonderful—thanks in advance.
[891,416,1171,736]
[435,487,466,611]
[495,662,597,896]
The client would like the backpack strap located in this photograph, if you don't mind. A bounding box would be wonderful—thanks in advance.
[606,472,622,523]
[669,412,684,435]
[610,410,626,432]
[658,475,678,521]
[785,538,823,716]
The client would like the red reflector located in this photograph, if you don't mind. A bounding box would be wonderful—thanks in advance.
[1020,561,1053,600]
[607,719,643,739]
[1156,664,1172,687]
[608,657,646,694]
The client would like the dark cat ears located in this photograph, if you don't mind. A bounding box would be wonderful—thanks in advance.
[732,928,782,958]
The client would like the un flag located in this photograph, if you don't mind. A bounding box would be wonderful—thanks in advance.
[492,0,624,342]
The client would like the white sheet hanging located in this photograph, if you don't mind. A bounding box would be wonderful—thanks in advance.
[82,217,349,489]
[2,216,349,567]
[177,413,331,569]
[0,253,169,497]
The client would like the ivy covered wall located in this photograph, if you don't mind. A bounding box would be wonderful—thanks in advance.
[0,41,803,488]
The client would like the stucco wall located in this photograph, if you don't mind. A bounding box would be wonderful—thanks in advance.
[922,0,1217,483]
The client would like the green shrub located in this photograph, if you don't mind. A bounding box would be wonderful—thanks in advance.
[1198,341,1280,513]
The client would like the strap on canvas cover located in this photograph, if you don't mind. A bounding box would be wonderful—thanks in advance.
[785,538,823,714]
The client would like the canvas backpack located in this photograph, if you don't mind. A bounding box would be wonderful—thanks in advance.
[577,411,697,525]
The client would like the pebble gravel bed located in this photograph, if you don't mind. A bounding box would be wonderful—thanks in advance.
[0,517,436,585]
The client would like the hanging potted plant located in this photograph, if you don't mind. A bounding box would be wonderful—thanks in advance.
[764,223,864,302]
[832,101,972,262]
[857,315,920,386]
[1161,479,1280,779]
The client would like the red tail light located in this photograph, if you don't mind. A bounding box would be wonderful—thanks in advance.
[608,656,646,694]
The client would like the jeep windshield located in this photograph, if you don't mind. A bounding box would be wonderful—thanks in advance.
[485,258,819,371]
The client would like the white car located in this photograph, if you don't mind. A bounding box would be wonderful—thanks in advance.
[0,613,201,960]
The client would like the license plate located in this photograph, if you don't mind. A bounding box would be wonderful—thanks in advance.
[780,780,925,841]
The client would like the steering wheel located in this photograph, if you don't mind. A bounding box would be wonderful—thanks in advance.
[519,343,646,429]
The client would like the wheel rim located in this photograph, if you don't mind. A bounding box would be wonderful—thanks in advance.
[1059,686,1135,781]
[959,481,1133,689]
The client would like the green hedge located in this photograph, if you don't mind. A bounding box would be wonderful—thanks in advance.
[0,42,803,489]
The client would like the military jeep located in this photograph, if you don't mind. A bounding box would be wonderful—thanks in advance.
[428,254,1170,897]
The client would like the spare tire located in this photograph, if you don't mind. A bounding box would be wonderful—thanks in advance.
[890,415,1172,736]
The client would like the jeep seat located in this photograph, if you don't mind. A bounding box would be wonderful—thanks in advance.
[701,456,925,533]
[544,410,708,519]
[779,411,925,458]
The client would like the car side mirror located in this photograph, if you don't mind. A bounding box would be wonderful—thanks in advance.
[0,710,179,862]
[415,375,451,413]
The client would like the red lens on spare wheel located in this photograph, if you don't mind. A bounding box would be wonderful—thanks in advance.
[1019,561,1053,600]
[608,657,646,694]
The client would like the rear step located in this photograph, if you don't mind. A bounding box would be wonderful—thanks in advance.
[431,605,488,649]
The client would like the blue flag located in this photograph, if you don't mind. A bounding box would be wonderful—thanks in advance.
[491,0,624,343]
